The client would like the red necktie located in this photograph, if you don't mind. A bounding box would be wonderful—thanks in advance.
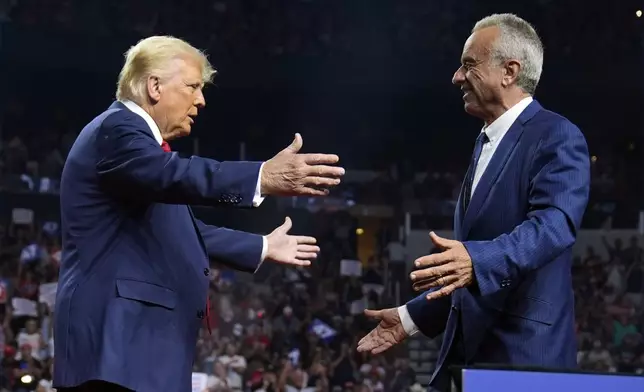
[160,140,213,334]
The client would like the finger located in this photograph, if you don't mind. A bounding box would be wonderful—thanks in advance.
[296,252,318,260]
[357,330,380,351]
[409,265,451,282]
[303,175,342,187]
[278,217,292,234]
[363,309,383,320]
[296,237,317,245]
[284,133,303,153]
[414,251,452,268]
[283,259,311,267]
[302,153,341,165]
[412,278,438,292]
[371,342,393,355]
[299,187,330,196]
[296,244,319,253]
[429,231,458,250]
[425,283,458,301]
[413,274,458,292]
[306,165,345,178]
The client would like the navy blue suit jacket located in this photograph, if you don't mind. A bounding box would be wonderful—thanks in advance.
[53,102,265,392]
[406,100,590,391]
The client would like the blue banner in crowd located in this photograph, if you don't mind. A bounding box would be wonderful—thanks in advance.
[309,319,337,342]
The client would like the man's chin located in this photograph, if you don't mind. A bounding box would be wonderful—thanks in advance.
[177,126,192,138]
[463,102,480,117]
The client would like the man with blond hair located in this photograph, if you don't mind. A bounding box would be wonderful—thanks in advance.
[53,36,344,392]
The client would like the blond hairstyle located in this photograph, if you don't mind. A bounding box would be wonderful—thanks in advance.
[115,36,217,103]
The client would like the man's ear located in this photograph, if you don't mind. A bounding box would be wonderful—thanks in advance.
[147,76,162,103]
[502,59,521,88]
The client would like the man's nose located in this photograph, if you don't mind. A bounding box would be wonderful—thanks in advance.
[195,90,206,108]
[452,67,465,85]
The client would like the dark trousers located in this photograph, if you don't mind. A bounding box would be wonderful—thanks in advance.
[57,380,133,392]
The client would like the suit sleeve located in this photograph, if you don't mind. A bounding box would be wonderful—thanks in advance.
[464,121,590,297]
[95,112,263,207]
[195,219,266,273]
[401,289,451,338]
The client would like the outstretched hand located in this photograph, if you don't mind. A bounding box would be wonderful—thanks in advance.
[410,232,474,300]
[264,217,319,266]
[357,308,408,355]
[261,133,345,196]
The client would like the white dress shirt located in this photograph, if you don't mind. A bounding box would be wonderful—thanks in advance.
[121,100,268,264]
[397,96,533,336]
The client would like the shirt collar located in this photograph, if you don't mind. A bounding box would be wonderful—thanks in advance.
[482,96,533,143]
[120,100,163,145]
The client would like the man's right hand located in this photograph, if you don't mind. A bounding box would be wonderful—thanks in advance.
[357,308,408,355]
[261,133,345,196]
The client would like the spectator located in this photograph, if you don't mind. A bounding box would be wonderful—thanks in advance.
[16,319,43,361]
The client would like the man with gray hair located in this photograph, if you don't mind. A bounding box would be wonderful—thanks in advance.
[53,36,344,392]
[358,14,590,391]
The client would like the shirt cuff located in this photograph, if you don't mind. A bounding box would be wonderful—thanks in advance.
[397,305,419,337]
[254,236,268,273]
[252,163,266,207]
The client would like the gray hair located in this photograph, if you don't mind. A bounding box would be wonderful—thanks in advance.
[473,14,543,95]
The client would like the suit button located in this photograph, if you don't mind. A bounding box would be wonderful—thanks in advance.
[451,306,458,311]
[203,268,210,276]
[197,310,205,319]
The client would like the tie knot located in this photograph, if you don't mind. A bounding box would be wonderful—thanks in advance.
[161,141,171,152]
[477,132,490,145]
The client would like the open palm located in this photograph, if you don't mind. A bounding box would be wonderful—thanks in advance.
[357,308,408,355]
[265,217,320,266]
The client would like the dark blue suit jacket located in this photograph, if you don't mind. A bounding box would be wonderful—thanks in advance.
[406,100,590,391]
[53,102,265,392]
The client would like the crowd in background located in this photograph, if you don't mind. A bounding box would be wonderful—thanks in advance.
[0,210,641,391]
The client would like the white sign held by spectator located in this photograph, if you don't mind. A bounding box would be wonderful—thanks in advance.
[191,372,208,392]
[350,297,367,315]
[12,297,38,317]
[12,208,34,225]
[340,259,362,277]
[39,282,58,310]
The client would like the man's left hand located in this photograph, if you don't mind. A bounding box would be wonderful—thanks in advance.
[409,232,474,300]
[265,217,319,266]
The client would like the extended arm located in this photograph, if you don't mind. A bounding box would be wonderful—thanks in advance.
[398,289,451,338]
[96,112,264,207]
[464,122,590,297]
[196,219,266,274]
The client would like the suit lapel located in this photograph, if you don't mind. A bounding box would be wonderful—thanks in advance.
[460,100,543,238]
